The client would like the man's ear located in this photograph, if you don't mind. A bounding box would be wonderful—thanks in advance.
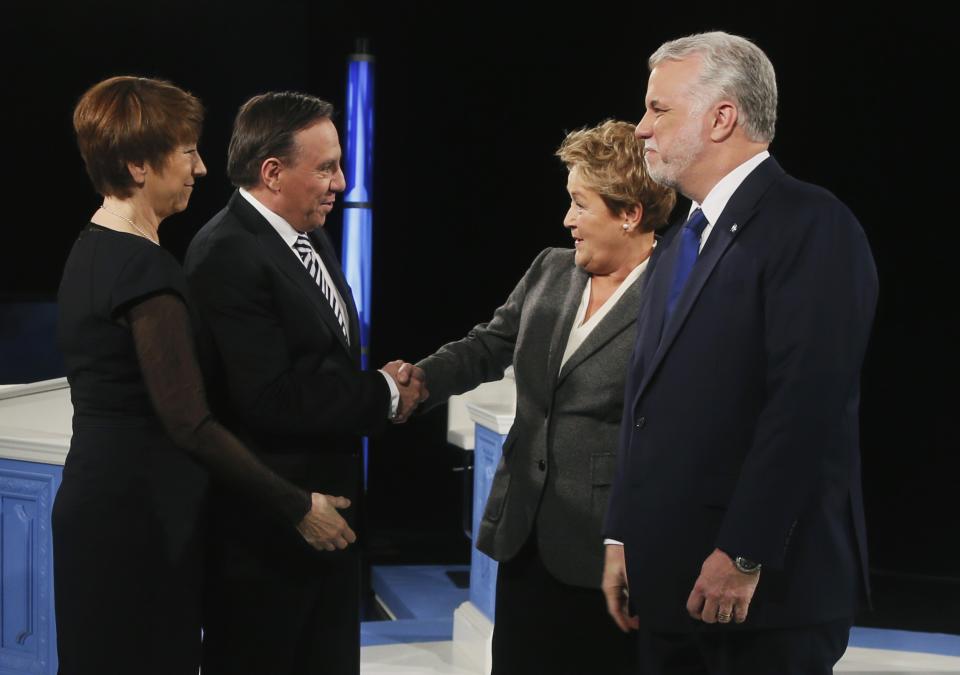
[709,100,739,142]
[261,157,282,192]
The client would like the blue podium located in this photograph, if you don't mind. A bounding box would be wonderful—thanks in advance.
[466,411,513,621]
[0,379,71,675]
[444,373,516,672]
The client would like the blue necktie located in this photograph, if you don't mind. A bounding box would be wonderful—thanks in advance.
[664,208,709,322]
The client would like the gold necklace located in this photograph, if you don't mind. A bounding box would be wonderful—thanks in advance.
[98,204,158,245]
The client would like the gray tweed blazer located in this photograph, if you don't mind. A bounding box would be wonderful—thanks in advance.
[417,247,648,588]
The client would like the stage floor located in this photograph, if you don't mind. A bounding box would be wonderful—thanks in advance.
[363,565,960,674]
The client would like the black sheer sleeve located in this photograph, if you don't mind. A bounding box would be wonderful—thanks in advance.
[127,292,311,525]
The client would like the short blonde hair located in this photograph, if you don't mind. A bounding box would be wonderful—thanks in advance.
[556,119,675,232]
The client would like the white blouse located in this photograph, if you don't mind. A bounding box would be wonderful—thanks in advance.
[559,256,650,372]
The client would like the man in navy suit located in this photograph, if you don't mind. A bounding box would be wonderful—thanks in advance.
[602,32,878,674]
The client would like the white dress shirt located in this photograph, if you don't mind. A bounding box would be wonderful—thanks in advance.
[238,188,400,417]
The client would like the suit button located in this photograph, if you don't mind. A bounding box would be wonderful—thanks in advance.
[537,459,546,471]
[635,416,646,429]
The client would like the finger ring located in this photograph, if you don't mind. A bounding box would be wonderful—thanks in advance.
[717,612,731,622]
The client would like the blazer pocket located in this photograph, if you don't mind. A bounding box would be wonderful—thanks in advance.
[591,453,617,525]
[482,469,511,523]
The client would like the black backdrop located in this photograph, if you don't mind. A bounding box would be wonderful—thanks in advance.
[3,0,956,629]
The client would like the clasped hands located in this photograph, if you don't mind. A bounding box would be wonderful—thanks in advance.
[381,360,428,423]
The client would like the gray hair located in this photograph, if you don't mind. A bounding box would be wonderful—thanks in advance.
[650,31,777,143]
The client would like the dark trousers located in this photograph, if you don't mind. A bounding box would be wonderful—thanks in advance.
[200,541,360,675]
[492,534,636,675]
[637,617,852,675]
[201,451,362,675]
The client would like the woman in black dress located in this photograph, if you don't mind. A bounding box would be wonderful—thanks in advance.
[53,76,357,675]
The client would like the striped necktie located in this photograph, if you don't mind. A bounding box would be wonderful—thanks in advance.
[293,234,348,340]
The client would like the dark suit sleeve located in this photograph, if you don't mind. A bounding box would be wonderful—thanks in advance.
[415,248,552,408]
[715,196,878,568]
[186,234,389,438]
[604,399,634,542]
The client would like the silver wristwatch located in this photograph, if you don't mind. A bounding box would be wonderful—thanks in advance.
[733,556,762,574]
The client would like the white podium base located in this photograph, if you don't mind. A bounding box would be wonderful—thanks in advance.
[452,601,493,674]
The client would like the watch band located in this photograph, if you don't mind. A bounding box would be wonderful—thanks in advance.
[734,556,762,574]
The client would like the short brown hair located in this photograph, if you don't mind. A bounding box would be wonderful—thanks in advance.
[73,76,204,198]
[556,119,676,232]
[227,92,335,189]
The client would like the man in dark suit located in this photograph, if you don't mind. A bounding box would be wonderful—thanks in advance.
[602,32,878,674]
[184,92,424,675]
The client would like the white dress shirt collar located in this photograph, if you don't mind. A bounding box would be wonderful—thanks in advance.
[690,150,770,251]
[238,187,302,247]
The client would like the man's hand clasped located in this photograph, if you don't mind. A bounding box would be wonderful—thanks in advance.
[382,360,429,423]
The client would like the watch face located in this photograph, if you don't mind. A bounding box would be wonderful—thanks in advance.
[735,556,760,572]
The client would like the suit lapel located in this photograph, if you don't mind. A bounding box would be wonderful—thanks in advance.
[228,193,352,357]
[640,232,681,367]
[557,267,647,386]
[633,157,785,404]
[309,229,361,362]
[545,265,589,390]
[650,217,740,361]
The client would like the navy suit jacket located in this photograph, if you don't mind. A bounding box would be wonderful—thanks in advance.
[605,156,878,631]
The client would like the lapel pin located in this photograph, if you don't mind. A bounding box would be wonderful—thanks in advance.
[730,223,739,233]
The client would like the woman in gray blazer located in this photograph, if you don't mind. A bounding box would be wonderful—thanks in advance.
[397,120,676,673]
